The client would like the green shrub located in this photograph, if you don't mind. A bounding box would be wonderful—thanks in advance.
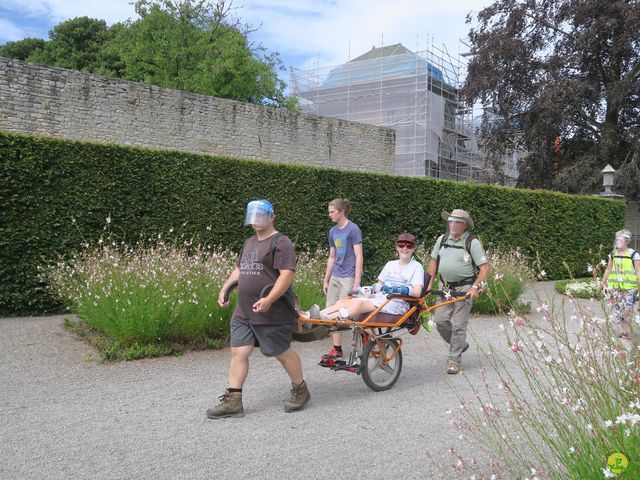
[0,130,625,314]
[473,249,534,314]
[555,278,577,294]
[473,274,526,313]
[43,236,237,346]
[49,233,329,359]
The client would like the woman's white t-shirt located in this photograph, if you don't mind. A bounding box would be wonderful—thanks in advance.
[368,259,425,314]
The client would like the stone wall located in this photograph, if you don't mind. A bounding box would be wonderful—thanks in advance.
[0,58,395,174]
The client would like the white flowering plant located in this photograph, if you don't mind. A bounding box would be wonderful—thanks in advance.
[42,225,327,360]
[446,289,640,479]
[42,235,237,355]
[555,277,603,299]
[564,279,602,298]
[292,246,327,310]
[555,256,607,299]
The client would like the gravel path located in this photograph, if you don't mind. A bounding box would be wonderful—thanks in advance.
[0,282,576,480]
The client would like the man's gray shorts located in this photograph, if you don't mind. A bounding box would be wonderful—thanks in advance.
[230,318,293,357]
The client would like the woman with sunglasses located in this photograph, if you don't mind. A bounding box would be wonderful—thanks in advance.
[302,233,424,320]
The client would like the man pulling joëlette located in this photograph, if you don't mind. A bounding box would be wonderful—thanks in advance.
[427,209,490,375]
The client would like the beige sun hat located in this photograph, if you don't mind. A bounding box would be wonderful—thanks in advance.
[441,209,474,229]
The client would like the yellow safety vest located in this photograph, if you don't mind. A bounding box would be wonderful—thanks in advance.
[607,249,639,290]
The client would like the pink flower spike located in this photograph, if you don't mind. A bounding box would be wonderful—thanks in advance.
[509,341,523,353]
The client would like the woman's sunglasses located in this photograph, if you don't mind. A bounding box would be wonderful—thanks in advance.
[396,241,415,249]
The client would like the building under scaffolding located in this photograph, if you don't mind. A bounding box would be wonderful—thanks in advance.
[291,42,519,183]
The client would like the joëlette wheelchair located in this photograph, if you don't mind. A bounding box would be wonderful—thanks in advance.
[221,274,467,392]
[296,272,468,392]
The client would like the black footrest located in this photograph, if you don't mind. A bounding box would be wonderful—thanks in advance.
[332,362,361,374]
[319,358,346,368]
[318,358,360,374]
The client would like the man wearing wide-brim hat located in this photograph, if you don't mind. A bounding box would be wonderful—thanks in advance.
[426,209,490,375]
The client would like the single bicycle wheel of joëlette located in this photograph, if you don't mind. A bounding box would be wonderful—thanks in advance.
[360,337,403,391]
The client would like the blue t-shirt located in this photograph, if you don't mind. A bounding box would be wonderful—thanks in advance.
[328,221,362,278]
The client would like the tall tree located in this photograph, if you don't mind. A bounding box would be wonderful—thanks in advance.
[0,1,295,108]
[0,38,45,60]
[109,0,294,107]
[463,0,640,195]
[28,17,119,73]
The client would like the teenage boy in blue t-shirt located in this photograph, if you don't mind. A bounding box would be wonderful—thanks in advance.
[322,198,363,359]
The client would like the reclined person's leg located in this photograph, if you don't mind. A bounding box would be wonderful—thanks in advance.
[321,298,376,319]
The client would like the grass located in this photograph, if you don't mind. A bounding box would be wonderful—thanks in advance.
[64,316,205,361]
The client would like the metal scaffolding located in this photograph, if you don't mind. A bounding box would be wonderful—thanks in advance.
[291,40,518,183]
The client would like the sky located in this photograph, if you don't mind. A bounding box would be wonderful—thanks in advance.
[0,0,495,86]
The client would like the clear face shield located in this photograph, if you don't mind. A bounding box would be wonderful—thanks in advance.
[244,200,273,227]
[448,216,467,232]
[615,236,629,249]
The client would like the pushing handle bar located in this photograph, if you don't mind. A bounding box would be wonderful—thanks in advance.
[388,289,467,300]
[221,281,239,303]
[221,282,298,313]
[429,289,468,298]
[259,284,273,299]
[258,283,298,313]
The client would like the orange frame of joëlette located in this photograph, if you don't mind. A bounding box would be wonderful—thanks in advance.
[297,291,468,363]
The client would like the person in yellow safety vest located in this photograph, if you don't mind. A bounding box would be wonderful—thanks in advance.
[601,229,640,339]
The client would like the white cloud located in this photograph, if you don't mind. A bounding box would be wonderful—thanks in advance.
[1,0,136,26]
[0,1,51,18]
[241,0,494,68]
[1,0,494,70]
[0,18,26,42]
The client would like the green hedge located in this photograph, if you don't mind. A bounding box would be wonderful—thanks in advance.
[0,131,626,314]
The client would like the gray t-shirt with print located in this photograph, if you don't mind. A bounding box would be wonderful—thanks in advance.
[234,233,297,325]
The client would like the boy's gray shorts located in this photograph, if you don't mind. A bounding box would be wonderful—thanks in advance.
[230,317,293,357]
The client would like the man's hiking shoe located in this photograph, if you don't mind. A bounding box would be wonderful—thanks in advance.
[206,391,244,419]
[447,363,462,375]
[284,381,310,413]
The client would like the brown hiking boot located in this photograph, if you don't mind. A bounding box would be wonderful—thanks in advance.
[284,381,310,413]
[206,391,244,419]
[447,362,462,375]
